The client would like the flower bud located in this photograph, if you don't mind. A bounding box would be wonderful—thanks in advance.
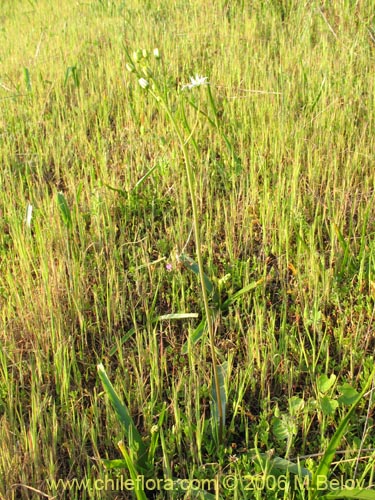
[153,48,160,59]
[138,78,149,89]
[142,49,149,59]
[125,63,135,73]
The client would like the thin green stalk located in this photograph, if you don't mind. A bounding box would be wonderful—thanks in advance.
[150,88,224,441]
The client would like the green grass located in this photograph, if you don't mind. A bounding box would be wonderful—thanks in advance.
[1,0,375,498]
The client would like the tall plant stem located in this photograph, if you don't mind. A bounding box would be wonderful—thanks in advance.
[155,92,224,441]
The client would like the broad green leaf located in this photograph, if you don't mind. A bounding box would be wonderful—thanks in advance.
[289,396,304,415]
[338,383,359,405]
[318,374,337,394]
[321,396,339,416]
[97,364,147,468]
[263,455,311,478]
[272,416,290,441]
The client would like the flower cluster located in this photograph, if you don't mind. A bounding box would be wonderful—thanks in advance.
[126,47,208,94]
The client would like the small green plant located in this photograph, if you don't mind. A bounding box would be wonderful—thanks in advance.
[97,363,165,500]
[308,366,375,500]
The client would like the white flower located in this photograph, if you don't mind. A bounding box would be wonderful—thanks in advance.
[138,78,149,89]
[153,48,160,59]
[25,203,33,228]
[182,74,209,90]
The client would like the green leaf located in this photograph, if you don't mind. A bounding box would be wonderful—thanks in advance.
[318,374,337,394]
[111,313,199,356]
[117,441,148,500]
[24,67,32,92]
[102,458,128,469]
[97,364,147,469]
[188,490,217,499]
[321,396,339,416]
[321,490,375,499]
[338,383,359,405]
[109,327,136,356]
[57,191,72,229]
[272,416,291,441]
[221,278,264,309]
[103,183,127,197]
[181,318,206,354]
[133,163,159,191]
[211,362,227,425]
[158,313,199,320]
[178,253,218,303]
[312,366,375,491]
[266,456,311,478]
[289,396,304,415]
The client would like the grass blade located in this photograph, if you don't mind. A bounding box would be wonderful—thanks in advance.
[133,163,159,191]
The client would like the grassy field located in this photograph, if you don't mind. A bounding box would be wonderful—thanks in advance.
[1,1,375,498]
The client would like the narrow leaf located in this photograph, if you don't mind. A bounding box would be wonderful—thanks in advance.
[97,364,147,465]
[221,278,264,309]
[178,253,217,301]
[102,458,128,469]
[133,163,158,190]
[211,362,227,424]
[57,192,72,229]
[158,313,199,320]
[321,490,375,499]
[103,183,127,197]
[181,318,206,354]
[24,67,32,92]
[109,326,136,356]
[117,441,148,500]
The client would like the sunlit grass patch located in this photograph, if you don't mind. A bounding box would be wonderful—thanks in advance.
[1,1,375,499]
